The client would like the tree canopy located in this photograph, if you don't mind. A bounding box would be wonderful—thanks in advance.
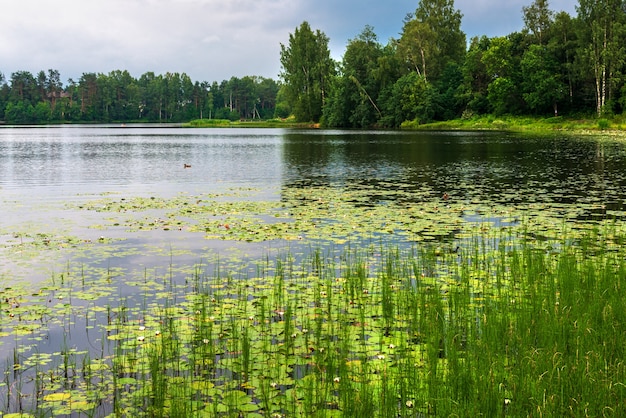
[2,0,626,125]
[279,21,335,123]
[0,70,279,124]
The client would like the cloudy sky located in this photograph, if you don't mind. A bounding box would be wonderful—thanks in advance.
[1,0,577,85]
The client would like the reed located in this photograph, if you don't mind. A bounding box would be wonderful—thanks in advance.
[2,223,626,416]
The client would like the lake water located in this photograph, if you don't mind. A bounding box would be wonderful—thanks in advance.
[2,126,626,280]
[2,126,626,414]
[4,126,625,201]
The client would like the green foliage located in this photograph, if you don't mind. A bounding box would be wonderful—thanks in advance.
[323,26,384,128]
[5,101,35,123]
[460,36,492,114]
[382,72,436,127]
[433,62,464,120]
[598,118,610,130]
[1,70,279,124]
[521,45,565,115]
[522,0,554,45]
[398,0,466,82]
[577,0,626,115]
[487,77,516,116]
[280,21,335,122]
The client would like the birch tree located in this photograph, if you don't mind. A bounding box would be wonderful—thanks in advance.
[576,0,626,115]
[398,0,465,82]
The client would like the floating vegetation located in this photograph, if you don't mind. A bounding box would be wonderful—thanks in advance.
[61,182,626,248]
[2,133,626,416]
[1,220,626,416]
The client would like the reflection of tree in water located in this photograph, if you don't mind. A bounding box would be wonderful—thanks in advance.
[280,131,626,223]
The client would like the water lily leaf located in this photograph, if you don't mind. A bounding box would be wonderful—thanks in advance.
[43,392,71,402]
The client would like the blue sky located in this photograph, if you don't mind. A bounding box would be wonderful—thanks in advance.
[0,0,578,85]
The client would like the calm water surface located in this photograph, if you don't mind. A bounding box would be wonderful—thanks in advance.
[2,126,626,277]
[2,125,625,202]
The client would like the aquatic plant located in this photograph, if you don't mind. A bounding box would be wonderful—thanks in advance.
[2,221,626,416]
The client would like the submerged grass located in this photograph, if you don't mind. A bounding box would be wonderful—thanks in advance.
[2,222,626,417]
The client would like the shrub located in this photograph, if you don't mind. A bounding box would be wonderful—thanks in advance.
[598,118,610,130]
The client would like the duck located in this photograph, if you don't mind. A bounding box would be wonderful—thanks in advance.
[183,164,192,168]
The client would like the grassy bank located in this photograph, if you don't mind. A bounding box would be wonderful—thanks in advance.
[403,114,626,133]
[185,117,320,129]
[186,114,626,133]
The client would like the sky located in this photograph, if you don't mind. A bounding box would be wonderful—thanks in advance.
[0,0,578,86]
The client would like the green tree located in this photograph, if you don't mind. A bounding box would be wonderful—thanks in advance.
[9,71,37,104]
[381,72,436,126]
[273,85,291,119]
[5,101,35,123]
[482,36,522,114]
[280,21,335,122]
[523,0,554,45]
[521,44,565,114]
[255,77,279,119]
[77,73,99,120]
[36,71,47,104]
[576,0,626,115]
[433,62,464,120]
[324,25,384,128]
[191,81,209,119]
[0,72,8,120]
[105,70,137,121]
[397,17,435,80]
[549,11,579,111]
[460,36,492,114]
[46,69,63,112]
[33,101,51,123]
[138,72,165,121]
[398,0,466,82]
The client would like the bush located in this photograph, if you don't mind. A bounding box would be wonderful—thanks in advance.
[544,116,563,124]
[597,118,610,130]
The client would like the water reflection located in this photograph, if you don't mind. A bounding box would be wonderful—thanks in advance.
[281,130,626,210]
[0,126,284,194]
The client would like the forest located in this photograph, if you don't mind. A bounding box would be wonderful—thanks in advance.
[1,0,625,127]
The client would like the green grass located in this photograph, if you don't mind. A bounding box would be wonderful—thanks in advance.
[185,117,319,129]
[2,223,626,416]
[187,114,626,134]
[402,114,626,133]
[3,155,626,416]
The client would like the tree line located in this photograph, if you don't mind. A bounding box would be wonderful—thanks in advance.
[281,0,626,127]
[0,70,281,124]
[1,0,625,126]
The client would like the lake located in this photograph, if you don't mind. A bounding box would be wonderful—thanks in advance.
[2,126,624,258]
[1,125,626,415]
[2,125,625,303]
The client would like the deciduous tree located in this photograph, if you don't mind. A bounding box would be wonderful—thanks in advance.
[324,26,384,128]
[280,21,335,122]
[576,0,626,115]
[521,44,565,114]
[398,0,465,82]
[523,0,554,45]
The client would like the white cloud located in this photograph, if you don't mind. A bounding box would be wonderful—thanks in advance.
[0,0,581,85]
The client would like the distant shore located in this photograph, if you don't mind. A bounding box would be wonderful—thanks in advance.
[402,115,626,134]
[186,115,626,135]
[2,115,624,134]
